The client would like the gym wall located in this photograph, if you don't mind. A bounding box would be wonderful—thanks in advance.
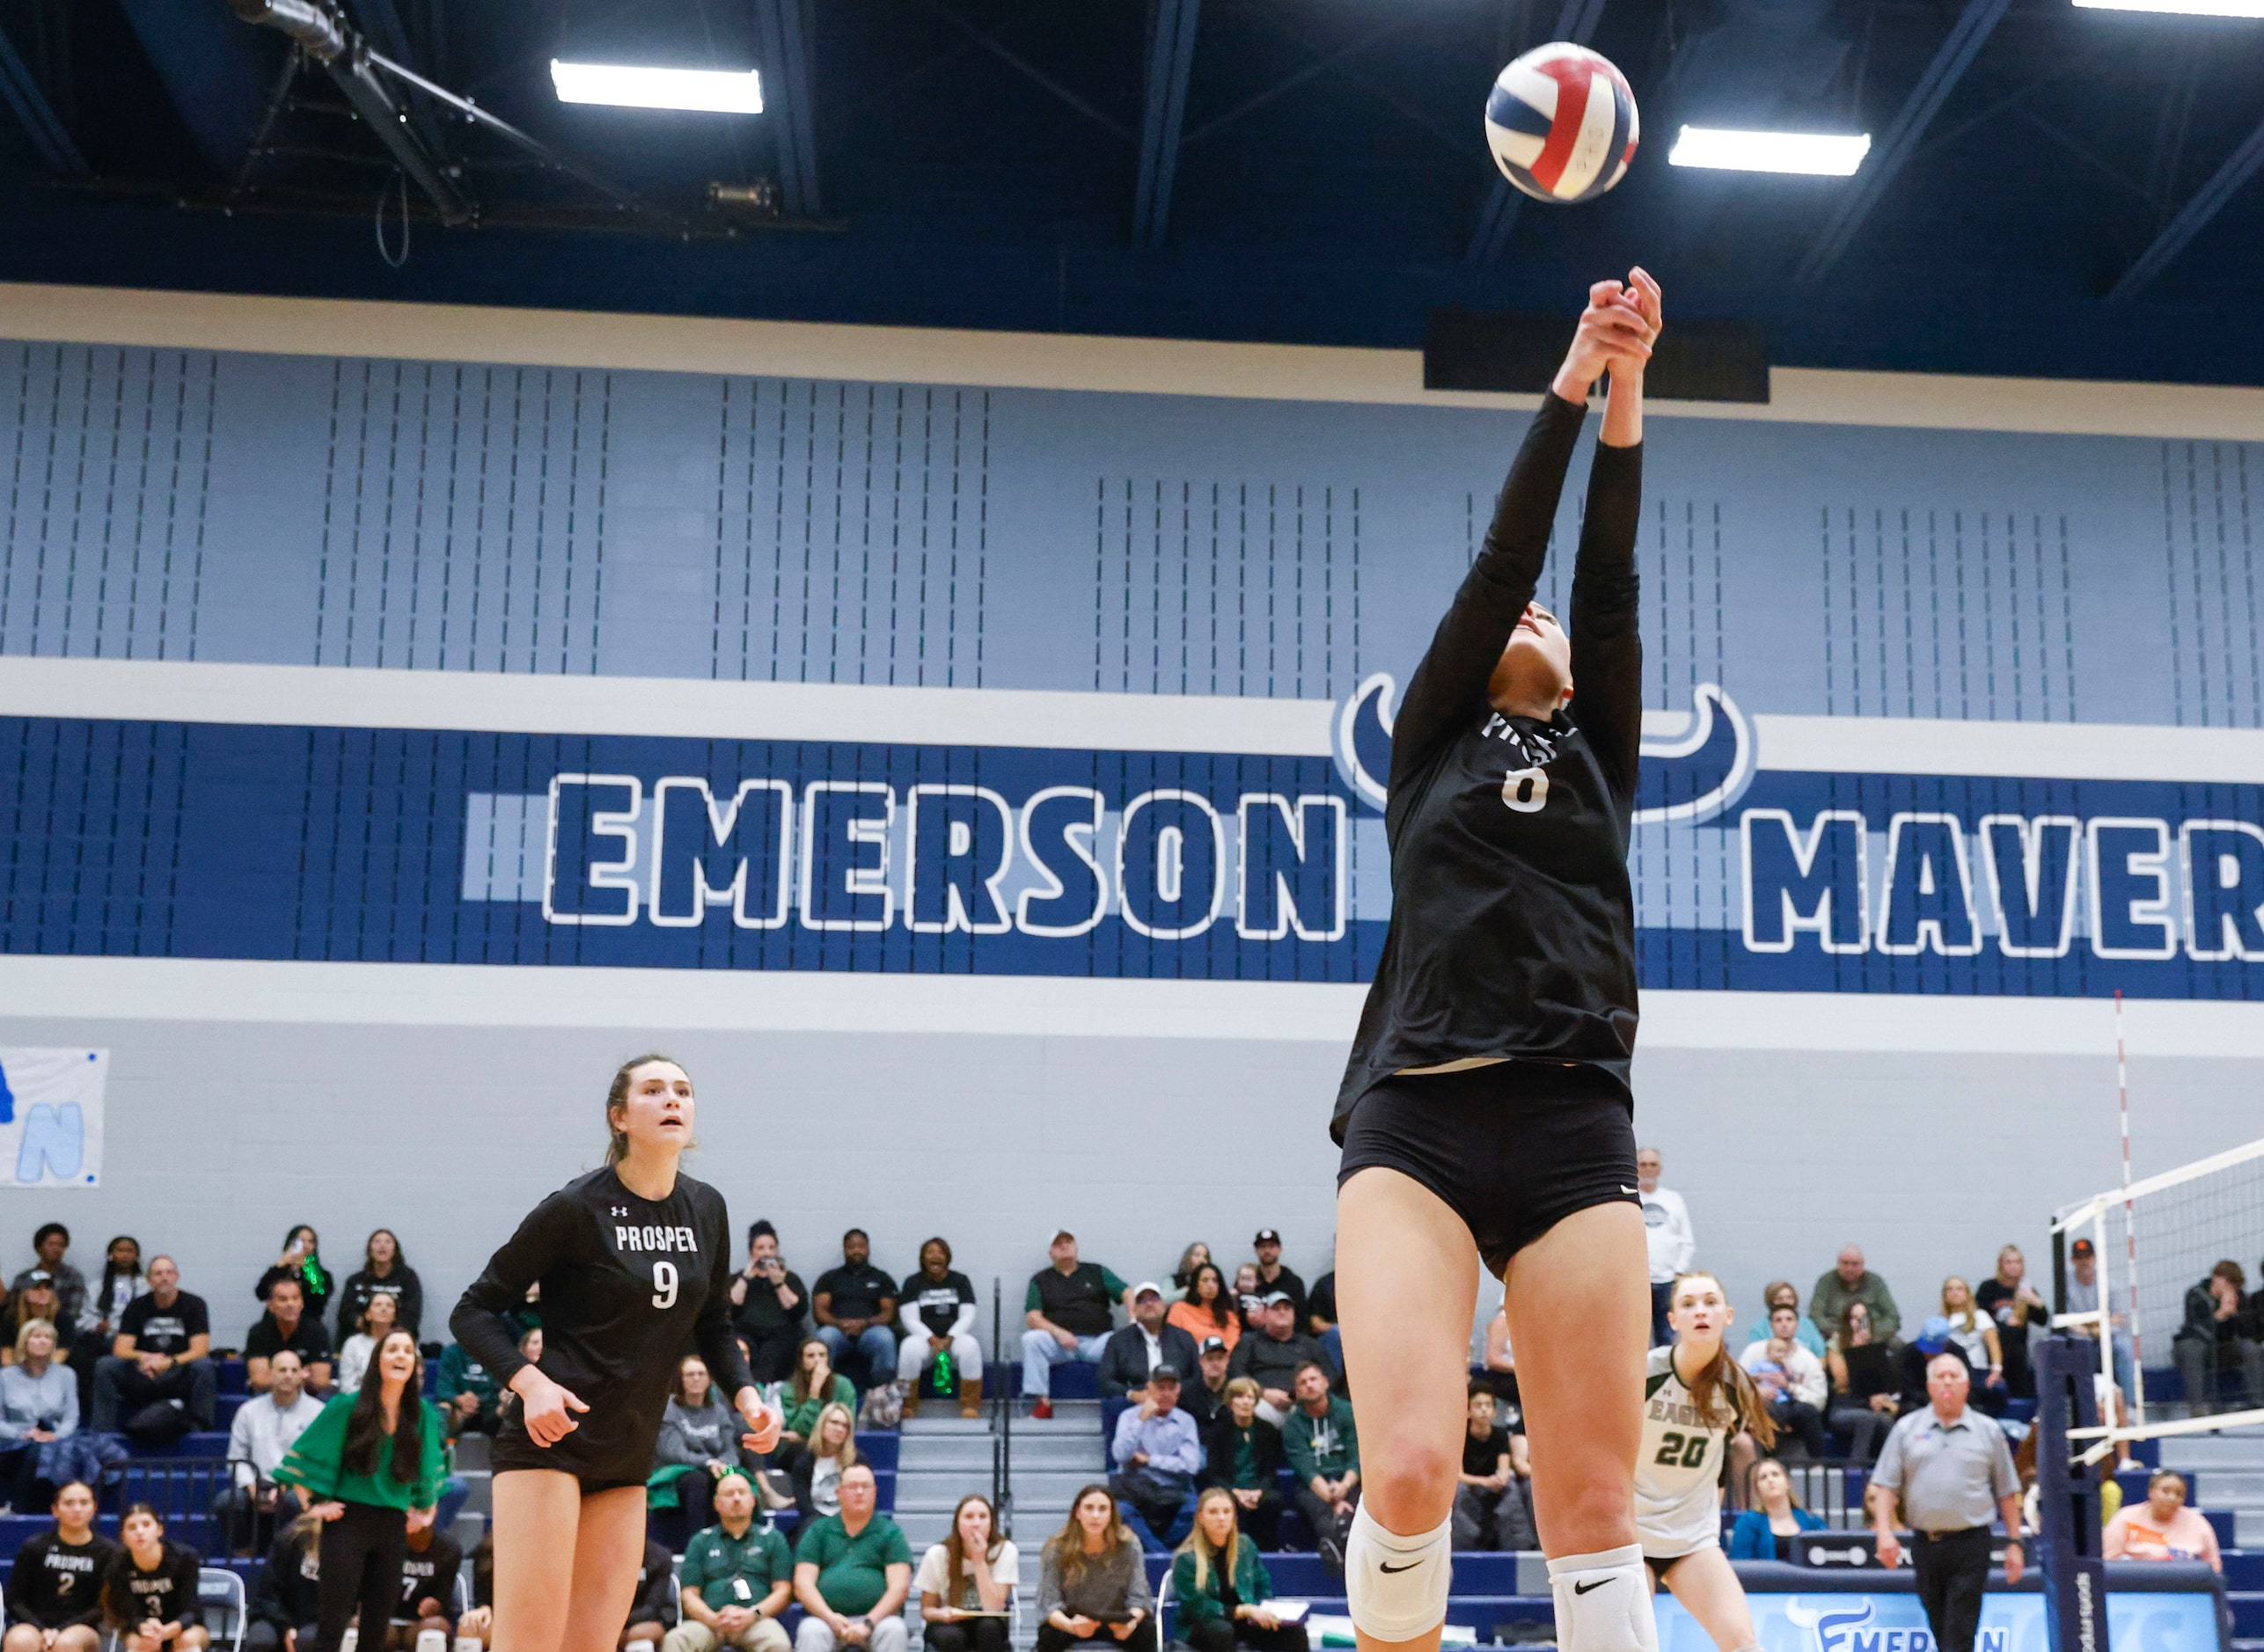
[2,284,2260,1354]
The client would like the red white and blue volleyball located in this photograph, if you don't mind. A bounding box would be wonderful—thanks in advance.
[1484,43,1639,205]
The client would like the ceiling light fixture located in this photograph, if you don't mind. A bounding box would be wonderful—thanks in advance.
[550,61,764,114]
[1667,126,1872,176]
[2073,0,2264,15]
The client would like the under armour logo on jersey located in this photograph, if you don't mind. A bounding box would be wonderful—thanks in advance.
[611,1205,630,1217]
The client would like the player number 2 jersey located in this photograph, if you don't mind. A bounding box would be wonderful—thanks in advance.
[1634,1345,1733,1557]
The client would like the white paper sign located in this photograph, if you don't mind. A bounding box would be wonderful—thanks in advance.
[0,1049,106,1188]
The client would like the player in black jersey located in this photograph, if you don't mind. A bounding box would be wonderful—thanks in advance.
[1330,274,1664,1652]
[451,1055,781,1652]
[4,1480,114,1652]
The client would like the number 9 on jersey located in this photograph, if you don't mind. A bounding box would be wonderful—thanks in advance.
[652,1261,678,1310]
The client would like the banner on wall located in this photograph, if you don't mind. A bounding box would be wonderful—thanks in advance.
[2,669,2261,1000]
[0,1050,107,1188]
[1653,1588,2218,1652]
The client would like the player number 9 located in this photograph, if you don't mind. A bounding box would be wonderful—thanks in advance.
[652,1261,678,1311]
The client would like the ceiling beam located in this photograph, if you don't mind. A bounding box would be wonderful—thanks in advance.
[0,20,84,174]
[1132,0,1200,248]
[2107,110,2264,304]
[1793,0,2011,284]
[754,0,823,216]
[1463,0,1603,267]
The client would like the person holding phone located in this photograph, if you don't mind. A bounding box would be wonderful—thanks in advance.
[729,1225,809,1386]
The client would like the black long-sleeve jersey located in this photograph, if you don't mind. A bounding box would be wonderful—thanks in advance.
[6,1530,115,1629]
[1333,391,1644,1139]
[451,1165,756,1484]
[252,1529,322,1630]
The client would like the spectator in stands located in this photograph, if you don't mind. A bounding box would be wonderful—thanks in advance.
[2102,1469,2221,1571]
[916,1494,1018,1652]
[334,1291,399,1396]
[1825,1301,1898,1464]
[71,1238,144,1417]
[1478,1302,1517,1406]
[218,1347,321,1552]
[391,1516,462,1648]
[2063,1238,2135,1398]
[1183,1338,1235,1430]
[1226,1296,1328,1426]
[1975,1246,2047,1401]
[1898,1318,1991,1420]
[1171,1246,1213,1296]
[245,1276,333,1395]
[1169,1488,1308,1652]
[1281,1363,1359,1569]
[1811,1246,1901,1348]
[255,1226,333,1334]
[1306,1269,1338,1375]
[1109,1363,1201,1549]
[99,1503,208,1652]
[95,1255,215,1444]
[1725,1459,1827,1561]
[1637,1148,1696,1348]
[1098,1286,1198,1403]
[1451,1384,1533,1551]
[1744,1281,1826,1360]
[246,1514,320,1652]
[793,1461,913,1652]
[780,1340,857,1468]
[895,1238,982,1420]
[1938,1278,2006,1406]
[458,1533,494,1648]
[790,1402,860,1524]
[660,1353,761,1539]
[620,1537,680,1652]
[10,1229,85,1344]
[438,1334,502,1439]
[1200,1379,1283,1551]
[1738,1303,1830,1459]
[1022,1232,1131,1421]
[810,1231,897,1393]
[1248,1233,1303,1330]
[3,1479,110,1652]
[1035,1486,1154,1652]
[668,1467,795,1652]
[1869,1354,2024,1652]
[335,1230,422,1342]
[1230,1268,1263,1338]
[0,1277,68,1366]
[729,1223,810,1385]
[2173,1261,2263,1414]
[0,1319,77,1512]
[1168,1266,1240,1355]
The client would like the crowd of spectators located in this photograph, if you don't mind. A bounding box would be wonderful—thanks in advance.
[0,1179,2255,1650]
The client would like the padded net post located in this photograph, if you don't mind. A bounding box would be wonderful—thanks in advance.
[2033,1334,2111,1652]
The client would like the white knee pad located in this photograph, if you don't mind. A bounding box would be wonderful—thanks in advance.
[1546,1546,1659,1652]
[1345,1503,1452,1641]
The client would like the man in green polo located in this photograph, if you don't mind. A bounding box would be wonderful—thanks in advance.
[793,1462,913,1652]
[664,1470,794,1652]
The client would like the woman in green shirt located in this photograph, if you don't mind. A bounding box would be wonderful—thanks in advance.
[779,1338,856,1466]
[1170,1490,1307,1652]
[274,1327,447,1652]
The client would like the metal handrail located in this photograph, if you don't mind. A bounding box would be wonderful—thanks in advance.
[990,1276,1014,1538]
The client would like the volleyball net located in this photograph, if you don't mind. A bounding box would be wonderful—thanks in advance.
[2048,1131,2264,1449]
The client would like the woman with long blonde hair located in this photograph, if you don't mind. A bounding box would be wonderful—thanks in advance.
[1938,1276,2006,1411]
[791,1400,861,1521]
[1633,1273,1775,1652]
[451,1054,780,1652]
[1037,1485,1154,1652]
[1171,1488,1308,1652]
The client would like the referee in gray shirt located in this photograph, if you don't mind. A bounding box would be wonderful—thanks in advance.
[1869,1352,2024,1652]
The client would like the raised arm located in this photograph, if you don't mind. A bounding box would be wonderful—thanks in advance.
[1564,267,1656,808]
[1389,280,1657,787]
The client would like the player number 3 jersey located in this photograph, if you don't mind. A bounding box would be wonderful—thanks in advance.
[1634,1345,1734,1558]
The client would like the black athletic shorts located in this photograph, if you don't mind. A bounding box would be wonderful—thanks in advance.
[1643,1549,1710,1583]
[1337,1059,1638,1278]
[490,1401,651,1496]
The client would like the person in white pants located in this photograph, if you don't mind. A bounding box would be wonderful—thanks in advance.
[896,1239,985,1419]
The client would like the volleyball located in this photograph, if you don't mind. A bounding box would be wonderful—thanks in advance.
[1484,42,1639,205]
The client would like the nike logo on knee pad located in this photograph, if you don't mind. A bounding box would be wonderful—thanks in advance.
[1572,1579,1612,1595]
[1379,1561,1422,1574]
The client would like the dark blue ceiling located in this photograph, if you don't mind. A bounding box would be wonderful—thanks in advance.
[6,0,2264,386]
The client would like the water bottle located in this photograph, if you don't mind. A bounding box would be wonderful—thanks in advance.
[933,1343,955,1399]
